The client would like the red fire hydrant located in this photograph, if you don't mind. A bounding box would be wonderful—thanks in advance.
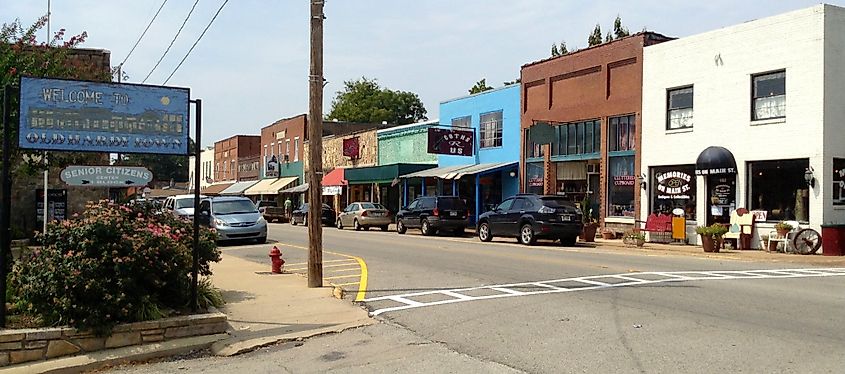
[269,246,285,274]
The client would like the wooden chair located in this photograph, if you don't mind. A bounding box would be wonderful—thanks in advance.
[724,208,757,250]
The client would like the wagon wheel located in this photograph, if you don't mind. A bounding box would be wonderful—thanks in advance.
[792,228,821,255]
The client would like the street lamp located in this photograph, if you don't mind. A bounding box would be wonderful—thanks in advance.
[804,166,815,188]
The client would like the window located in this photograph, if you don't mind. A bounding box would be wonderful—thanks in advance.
[285,139,290,157]
[525,128,544,158]
[752,71,785,120]
[496,199,514,211]
[264,145,268,157]
[270,142,275,156]
[511,198,528,211]
[748,159,809,222]
[607,156,635,217]
[526,162,544,195]
[651,165,696,220]
[294,137,300,161]
[608,115,636,152]
[451,116,471,128]
[667,86,693,130]
[479,111,503,148]
[552,120,600,156]
[407,200,419,210]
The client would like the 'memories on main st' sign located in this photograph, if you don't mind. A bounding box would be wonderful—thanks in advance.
[18,77,190,155]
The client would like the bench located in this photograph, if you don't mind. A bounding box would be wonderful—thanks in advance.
[636,213,673,243]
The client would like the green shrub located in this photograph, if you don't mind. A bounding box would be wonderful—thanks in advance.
[10,200,221,335]
[197,278,225,310]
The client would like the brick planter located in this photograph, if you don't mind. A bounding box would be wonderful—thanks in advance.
[0,310,227,366]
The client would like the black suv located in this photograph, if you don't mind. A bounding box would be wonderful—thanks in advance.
[476,194,583,246]
[396,196,468,236]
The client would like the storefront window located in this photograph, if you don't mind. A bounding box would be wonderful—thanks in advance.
[526,162,544,195]
[608,115,636,152]
[651,165,696,220]
[552,120,600,156]
[748,159,809,222]
[608,156,635,217]
[525,128,544,159]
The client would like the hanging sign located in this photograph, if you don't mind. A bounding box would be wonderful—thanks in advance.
[342,137,360,159]
[427,128,474,156]
[18,77,190,155]
[60,165,153,187]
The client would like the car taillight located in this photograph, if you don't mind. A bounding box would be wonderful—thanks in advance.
[361,211,369,217]
[433,208,439,217]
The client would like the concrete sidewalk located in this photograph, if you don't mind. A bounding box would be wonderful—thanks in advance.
[209,253,373,356]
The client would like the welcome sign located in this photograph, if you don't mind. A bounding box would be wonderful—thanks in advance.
[18,77,190,155]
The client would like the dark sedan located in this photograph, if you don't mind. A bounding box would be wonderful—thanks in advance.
[290,203,336,226]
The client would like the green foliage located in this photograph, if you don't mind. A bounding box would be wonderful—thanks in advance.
[696,224,728,238]
[775,221,794,232]
[588,24,603,46]
[624,230,646,241]
[327,77,427,125]
[116,138,195,183]
[468,78,493,94]
[605,31,613,43]
[196,278,225,309]
[551,16,630,56]
[580,196,597,224]
[613,15,630,39]
[502,78,521,86]
[10,200,221,335]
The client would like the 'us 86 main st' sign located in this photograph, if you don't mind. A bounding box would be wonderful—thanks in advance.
[18,77,190,155]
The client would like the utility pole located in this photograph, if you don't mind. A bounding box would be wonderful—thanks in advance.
[306,0,324,288]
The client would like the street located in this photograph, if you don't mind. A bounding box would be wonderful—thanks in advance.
[111,223,845,373]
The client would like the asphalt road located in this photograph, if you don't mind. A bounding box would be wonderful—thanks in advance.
[119,223,845,373]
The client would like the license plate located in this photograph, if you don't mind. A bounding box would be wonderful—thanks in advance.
[559,214,572,221]
[450,211,458,217]
[372,212,382,217]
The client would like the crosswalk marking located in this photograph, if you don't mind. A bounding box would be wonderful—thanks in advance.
[363,268,845,316]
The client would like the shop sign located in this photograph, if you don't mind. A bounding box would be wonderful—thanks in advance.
[613,175,635,186]
[528,177,544,187]
[266,155,279,177]
[36,189,67,222]
[834,158,845,206]
[427,128,474,156]
[18,77,190,155]
[322,186,342,196]
[655,170,692,200]
[343,137,360,159]
[695,167,736,176]
[60,165,153,187]
[528,122,554,144]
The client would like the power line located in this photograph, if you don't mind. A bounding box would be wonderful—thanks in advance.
[119,0,169,68]
[163,0,229,85]
[142,0,201,83]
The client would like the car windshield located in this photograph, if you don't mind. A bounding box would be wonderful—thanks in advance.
[438,198,466,210]
[360,203,385,210]
[213,200,258,215]
[539,197,576,208]
[175,198,194,209]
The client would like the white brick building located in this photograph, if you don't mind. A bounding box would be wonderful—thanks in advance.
[640,4,845,247]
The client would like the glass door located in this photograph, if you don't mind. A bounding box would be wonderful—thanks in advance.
[706,174,736,226]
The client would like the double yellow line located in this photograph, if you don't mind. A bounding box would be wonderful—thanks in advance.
[273,243,368,301]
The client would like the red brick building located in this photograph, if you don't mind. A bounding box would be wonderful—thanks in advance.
[520,32,672,230]
[214,135,261,182]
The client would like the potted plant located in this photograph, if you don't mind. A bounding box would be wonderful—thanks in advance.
[601,228,616,240]
[696,225,716,252]
[775,221,793,237]
[624,231,646,247]
[710,223,729,251]
[579,197,598,242]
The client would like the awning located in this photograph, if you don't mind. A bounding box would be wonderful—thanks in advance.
[220,180,259,196]
[345,163,436,184]
[401,165,472,179]
[695,146,737,176]
[446,162,518,180]
[243,177,298,196]
[321,168,346,186]
[201,182,234,196]
[280,183,310,194]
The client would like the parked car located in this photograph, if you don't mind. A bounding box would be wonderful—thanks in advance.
[198,196,267,244]
[476,194,583,246]
[262,206,288,223]
[336,202,391,231]
[396,196,468,236]
[162,194,206,220]
[290,203,336,226]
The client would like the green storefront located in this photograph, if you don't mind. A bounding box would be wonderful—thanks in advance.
[344,163,435,215]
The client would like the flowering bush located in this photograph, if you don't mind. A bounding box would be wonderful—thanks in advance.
[10,200,220,334]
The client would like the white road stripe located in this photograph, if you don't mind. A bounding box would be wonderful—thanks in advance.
[364,268,845,316]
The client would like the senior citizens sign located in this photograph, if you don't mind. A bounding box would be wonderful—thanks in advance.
[18,77,190,155]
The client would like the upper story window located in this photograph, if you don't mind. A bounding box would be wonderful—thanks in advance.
[294,137,300,162]
[451,116,471,129]
[608,115,636,152]
[524,128,544,159]
[479,111,503,148]
[667,86,693,130]
[752,70,786,121]
[552,120,600,156]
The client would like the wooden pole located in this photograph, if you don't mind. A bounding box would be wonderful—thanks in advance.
[307,0,324,288]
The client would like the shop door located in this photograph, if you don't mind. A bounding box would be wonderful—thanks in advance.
[706,174,735,226]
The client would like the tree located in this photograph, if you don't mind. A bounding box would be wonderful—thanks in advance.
[550,41,568,57]
[588,24,603,46]
[613,15,630,39]
[551,43,559,57]
[327,77,427,125]
[605,31,613,43]
[502,78,521,85]
[469,78,493,94]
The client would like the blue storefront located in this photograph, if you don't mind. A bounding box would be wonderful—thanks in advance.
[402,84,520,224]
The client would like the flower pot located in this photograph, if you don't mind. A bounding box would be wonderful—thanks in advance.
[581,223,598,242]
[635,238,645,247]
[601,231,615,240]
[700,234,716,252]
[776,228,790,238]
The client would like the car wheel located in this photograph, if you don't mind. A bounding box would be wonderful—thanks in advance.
[397,219,407,234]
[380,225,389,231]
[354,219,361,231]
[421,219,435,236]
[518,223,536,246]
[256,236,267,244]
[336,219,343,230]
[559,236,577,246]
[478,222,492,242]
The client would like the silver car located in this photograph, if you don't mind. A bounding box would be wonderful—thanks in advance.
[199,196,267,243]
[336,202,392,231]
[163,194,206,219]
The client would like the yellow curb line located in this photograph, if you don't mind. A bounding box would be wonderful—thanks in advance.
[273,242,368,302]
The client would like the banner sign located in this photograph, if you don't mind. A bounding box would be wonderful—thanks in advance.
[19,77,190,155]
[266,155,279,178]
[61,165,153,187]
[342,137,360,159]
[427,128,474,156]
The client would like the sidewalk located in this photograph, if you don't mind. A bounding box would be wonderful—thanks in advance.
[209,253,374,356]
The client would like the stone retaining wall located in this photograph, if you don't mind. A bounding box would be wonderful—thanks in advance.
[0,311,227,367]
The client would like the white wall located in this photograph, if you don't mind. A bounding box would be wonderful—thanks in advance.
[641,5,829,245]
[824,5,845,225]
[188,146,215,191]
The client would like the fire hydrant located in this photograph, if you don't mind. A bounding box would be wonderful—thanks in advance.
[269,246,285,274]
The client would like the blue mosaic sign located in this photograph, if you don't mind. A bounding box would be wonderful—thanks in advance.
[18,77,190,155]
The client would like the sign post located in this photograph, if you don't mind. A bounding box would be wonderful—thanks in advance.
[0,85,12,327]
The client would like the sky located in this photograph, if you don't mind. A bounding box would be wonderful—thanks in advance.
[3,0,842,147]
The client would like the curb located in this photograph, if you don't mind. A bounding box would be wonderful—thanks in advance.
[210,320,372,357]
